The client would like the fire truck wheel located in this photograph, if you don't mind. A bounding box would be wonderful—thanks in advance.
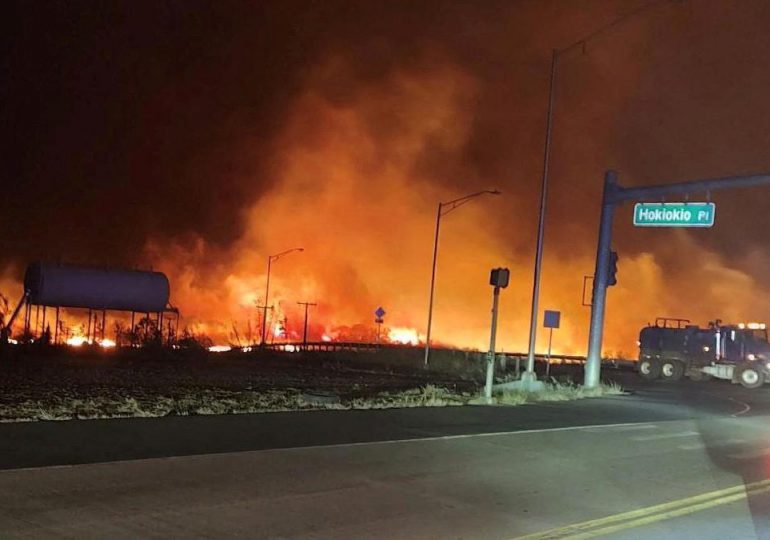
[638,359,661,380]
[660,360,685,381]
[737,366,765,389]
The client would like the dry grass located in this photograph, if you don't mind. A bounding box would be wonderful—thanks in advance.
[494,381,625,405]
[0,381,624,422]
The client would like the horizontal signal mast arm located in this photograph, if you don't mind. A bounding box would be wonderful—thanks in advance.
[609,173,770,204]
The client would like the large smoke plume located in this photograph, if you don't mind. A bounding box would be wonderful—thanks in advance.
[3,1,770,354]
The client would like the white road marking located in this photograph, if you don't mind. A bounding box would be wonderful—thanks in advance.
[633,431,700,441]
[729,397,752,418]
[677,442,706,451]
[701,390,752,418]
[584,424,657,433]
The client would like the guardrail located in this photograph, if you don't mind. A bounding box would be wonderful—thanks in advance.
[261,342,636,368]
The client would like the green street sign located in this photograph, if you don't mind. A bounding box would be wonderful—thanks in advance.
[633,202,715,228]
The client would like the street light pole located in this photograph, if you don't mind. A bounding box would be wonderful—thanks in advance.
[524,48,558,383]
[424,204,442,366]
[523,0,671,385]
[260,247,304,346]
[423,189,501,366]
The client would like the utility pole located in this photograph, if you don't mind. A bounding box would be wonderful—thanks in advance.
[255,303,273,345]
[585,170,770,388]
[297,301,317,350]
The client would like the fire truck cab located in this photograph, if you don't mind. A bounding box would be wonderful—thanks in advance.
[638,318,770,389]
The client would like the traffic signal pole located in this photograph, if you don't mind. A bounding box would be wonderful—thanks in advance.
[584,171,617,388]
[584,170,770,388]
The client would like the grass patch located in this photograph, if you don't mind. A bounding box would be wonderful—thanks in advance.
[0,382,624,423]
[340,384,470,410]
[493,381,625,406]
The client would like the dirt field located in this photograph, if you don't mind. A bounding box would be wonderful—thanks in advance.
[0,346,478,421]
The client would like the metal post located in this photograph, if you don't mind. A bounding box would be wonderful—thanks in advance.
[585,170,618,388]
[261,257,273,346]
[87,309,92,343]
[525,49,558,381]
[54,307,60,345]
[424,203,442,366]
[24,302,30,338]
[546,327,554,378]
[41,306,46,338]
[484,286,501,401]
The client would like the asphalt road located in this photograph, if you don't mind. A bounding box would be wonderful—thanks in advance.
[4,372,770,538]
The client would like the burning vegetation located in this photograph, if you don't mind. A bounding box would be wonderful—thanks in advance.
[3,2,770,357]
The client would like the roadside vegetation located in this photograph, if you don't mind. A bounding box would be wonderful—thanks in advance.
[491,380,625,405]
[0,381,624,422]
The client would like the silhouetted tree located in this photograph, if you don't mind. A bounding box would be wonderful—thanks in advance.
[177,327,213,350]
[135,316,161,347]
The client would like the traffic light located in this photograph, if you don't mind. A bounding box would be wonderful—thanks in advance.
[489,268,510,288]
[607,251,618,286]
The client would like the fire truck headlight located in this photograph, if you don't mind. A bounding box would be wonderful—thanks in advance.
[748,353,757,361]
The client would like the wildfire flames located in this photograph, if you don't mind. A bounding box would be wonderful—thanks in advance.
[388,327,421,346]
[65,335,115,349]
[3,3,770,358]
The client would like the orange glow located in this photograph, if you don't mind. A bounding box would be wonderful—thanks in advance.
[4,52,770,358]
[66,335,89,347]
[131,62,770,358]
[389,327,421,346]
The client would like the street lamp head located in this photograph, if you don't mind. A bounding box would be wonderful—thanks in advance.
[270,247,305,260]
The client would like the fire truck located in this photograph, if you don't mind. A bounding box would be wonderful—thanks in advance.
[638,318,770,389]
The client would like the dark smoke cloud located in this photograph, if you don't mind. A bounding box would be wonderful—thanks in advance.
[1,0,329,268]
[0,0,638,274]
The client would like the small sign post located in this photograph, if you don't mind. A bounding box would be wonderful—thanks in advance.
[374,307,386,344]
[485,268,510,402]
[543,310,561,378]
